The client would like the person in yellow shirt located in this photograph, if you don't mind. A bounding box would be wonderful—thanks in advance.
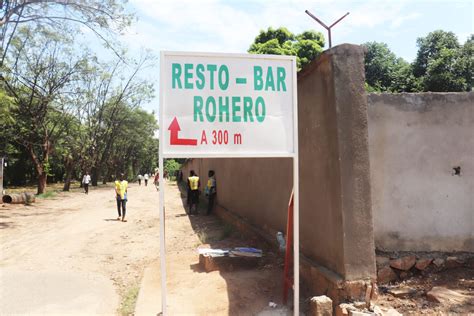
[205,170,216,216]
[187,170,200,215]
[115,173,128,222]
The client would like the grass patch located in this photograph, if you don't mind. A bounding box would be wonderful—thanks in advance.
[120,285,140,316]
[37,191,57,199]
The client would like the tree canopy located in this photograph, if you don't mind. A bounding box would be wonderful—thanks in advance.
[248,27,325,71]
[1,21,158,194]
[363,30,473,92]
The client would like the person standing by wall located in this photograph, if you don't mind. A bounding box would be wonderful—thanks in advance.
[187,170,200,215]
[144,173,149,186]
[137,174,143,186]
[115,174,128,222]
[82,171,91,194]
[206,170,217,215]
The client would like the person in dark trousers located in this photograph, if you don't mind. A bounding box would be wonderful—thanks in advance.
[206,170,216,215]
[115,173,128,222]
[187,170,200,215]
[82,171,91,194]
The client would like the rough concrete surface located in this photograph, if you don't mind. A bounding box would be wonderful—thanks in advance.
[368,92,474,252]
[182,44,377,303]
[0,269,118,315]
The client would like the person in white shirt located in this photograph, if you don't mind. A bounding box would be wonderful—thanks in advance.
[144,173,149,186]
[82,171,91,194]
[137,174,143,186]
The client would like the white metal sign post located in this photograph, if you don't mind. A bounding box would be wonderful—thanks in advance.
[159,51,299,315]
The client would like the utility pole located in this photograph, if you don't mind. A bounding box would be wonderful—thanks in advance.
[305,10,350,48]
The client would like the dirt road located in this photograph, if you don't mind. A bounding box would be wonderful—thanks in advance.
[1,180,285,315]
[0,182,160,315]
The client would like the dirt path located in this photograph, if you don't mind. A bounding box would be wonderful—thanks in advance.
[0,182,160,315]
[1,180,285,315]
[159,181,285,315]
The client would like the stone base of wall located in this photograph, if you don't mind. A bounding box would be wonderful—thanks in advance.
[300,256,377,306]
[214,203,378,305]
[376,251,474,284]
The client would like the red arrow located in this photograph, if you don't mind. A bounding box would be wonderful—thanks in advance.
[168,117,197,146]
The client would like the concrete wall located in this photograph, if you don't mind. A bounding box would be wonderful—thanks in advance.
[182,44,377,288]
[368,92,474,252]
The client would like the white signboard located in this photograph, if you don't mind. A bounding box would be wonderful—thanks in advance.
[160,52,297,158]
[158,51,299,316]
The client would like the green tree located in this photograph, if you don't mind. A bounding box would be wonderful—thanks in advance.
[2,25,89,194]
[248,27,325,70]
[80,57,155,185]
[0,0,132,66]
[362,42,419,92]
[457,34,473,90]
[164,159,181,179]
[413,30,471,92]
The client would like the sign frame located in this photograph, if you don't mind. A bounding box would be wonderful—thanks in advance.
[158,51,299,315]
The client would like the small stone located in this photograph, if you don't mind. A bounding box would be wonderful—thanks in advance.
[377,266,397,284]
[370,284,379,301]
[310,295,333,316]
[335,306,348,316]
[433,258,445,268]
[353,301,366,309]
[388,287,416,298]
[415,258,433,271]
[426,286,469,305]
[445,256,463,269]
[376,256,390,267]
[399,271,411,280]
[349,311,373,316]
[390,256,416,271]
[384,309,402,316]
[372,305,383,316]
[365,284,372,304]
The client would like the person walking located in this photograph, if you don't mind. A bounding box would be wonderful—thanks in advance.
[154,170,160,191]
[82,171,91,194]
[187,170,200,215]
[144,173,149,186]
[205,170,217,215]
[115,174,128,222]
[137,174,143,186]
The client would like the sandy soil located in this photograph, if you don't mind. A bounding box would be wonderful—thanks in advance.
[0,180,286,315]
[161,181,285,315]
[1,182,160,314]
[376,267,474,314]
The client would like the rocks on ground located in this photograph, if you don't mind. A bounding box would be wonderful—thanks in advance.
[426,286,470,305]
[310,295,332,316]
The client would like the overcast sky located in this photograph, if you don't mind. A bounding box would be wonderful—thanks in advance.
[112,0,473,112]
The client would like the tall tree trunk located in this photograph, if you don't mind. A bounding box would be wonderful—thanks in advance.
[91,166,99,186]
[63,158,73,191]
[37,172,47,195]
[26,144,48,195]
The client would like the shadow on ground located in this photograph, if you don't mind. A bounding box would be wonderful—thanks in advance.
[175,180,287,315]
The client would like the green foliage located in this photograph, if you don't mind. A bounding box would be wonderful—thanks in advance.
[363,30,472,93]
[1,23,157,192]
[413,30,471,92]
[363,42,420,92]
[37,191,57,199]
[248,27,325,71]
[164,159,181,178]
[119,285,140,316]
